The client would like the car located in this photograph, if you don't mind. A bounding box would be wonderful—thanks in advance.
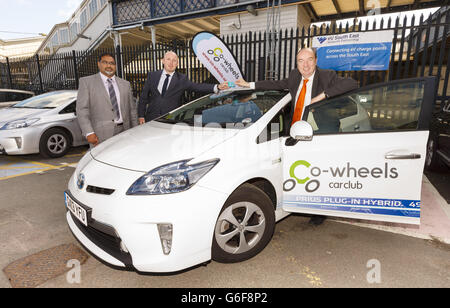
[65,77,436,273]
[0,89,34,108]
[0,90,87,158]
[425,100,450,170]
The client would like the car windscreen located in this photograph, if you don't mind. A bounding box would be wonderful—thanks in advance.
[11,92,76,109]
[155,90,288,128]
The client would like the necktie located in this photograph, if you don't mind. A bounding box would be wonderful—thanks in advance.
[161,74,171,97]
[291,79,309,126]
[107,78,120,121]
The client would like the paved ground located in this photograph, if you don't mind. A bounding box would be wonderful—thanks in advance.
[0,147,449,288]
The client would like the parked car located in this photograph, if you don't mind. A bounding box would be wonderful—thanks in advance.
[0,89,34,108]
[0,90,87,158]
[65,77,436,273]
[425,100,450,170]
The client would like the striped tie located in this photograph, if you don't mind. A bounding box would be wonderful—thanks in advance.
[107,78,120,121]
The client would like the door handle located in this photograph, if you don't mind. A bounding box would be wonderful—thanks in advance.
[272,158,282,164]
[385,153,421,160]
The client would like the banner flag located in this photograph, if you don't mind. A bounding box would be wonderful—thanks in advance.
[312,30,394,71]
[192,32,244,84]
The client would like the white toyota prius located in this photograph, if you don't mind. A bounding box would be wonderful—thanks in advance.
[65,77,435,273]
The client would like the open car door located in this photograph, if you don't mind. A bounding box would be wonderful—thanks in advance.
[281,77,436,225]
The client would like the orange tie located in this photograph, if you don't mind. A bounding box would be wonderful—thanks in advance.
[291,79,308,126]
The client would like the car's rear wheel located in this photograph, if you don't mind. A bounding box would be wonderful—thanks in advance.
[212,183,275,263]
[39,128,71,158]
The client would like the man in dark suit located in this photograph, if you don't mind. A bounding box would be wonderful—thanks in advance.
[138,51,229,123]
[236,48,357,128]
[237,48,358,225]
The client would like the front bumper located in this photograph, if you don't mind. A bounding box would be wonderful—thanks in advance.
[0,128,40,155]
[66,157,228,273]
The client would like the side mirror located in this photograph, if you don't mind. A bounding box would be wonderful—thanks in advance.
[286,121,313,146]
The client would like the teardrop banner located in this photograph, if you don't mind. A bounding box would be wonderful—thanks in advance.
[191,31,244,85]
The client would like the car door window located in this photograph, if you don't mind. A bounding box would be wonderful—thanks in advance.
[60,101,76,114]
[257,107,289,143]
[304,79,426,134]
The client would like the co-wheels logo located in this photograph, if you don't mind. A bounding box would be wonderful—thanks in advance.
[207,48,223,62]
[283,160,399,193]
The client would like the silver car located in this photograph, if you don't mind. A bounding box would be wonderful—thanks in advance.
[0,90,87,158]
[0,89,35,108]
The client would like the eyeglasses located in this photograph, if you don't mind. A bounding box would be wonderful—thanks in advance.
[100,61,116,66]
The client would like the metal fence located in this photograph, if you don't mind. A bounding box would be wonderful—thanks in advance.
[0,8,449,109]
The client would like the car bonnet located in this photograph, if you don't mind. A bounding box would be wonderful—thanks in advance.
[90,121,240,172]
[0,108,49,128]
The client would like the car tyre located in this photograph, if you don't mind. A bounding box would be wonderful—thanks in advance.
[425,136,442,171]
[212,183,275,263]
[39,128,71,158]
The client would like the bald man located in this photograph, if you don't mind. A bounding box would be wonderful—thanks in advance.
[237,48,357,225]
[138,51,228,123]
[236,48,358,126]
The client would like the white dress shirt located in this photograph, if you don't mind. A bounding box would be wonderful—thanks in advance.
[157,70,219,94]
[293,71,315,113]
[99,72,123,124]
[249,70,316,116]
[157,70,175,95]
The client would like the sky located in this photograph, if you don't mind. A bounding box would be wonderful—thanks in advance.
[0,0,83,40]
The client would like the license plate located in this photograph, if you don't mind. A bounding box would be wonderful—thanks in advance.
[65,192,88,226]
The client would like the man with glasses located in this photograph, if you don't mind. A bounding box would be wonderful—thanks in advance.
[77,52,138,147]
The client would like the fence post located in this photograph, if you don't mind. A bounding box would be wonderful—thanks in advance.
[35,54,43,92]
[6,57,12,89]
[116,44,123,78]
[72,50,79,89]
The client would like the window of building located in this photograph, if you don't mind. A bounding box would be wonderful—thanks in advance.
[80,9,88,29]
[51,33,59,47]
[70,22,79,42]
[89,0,98,18]
[59,28,69,45]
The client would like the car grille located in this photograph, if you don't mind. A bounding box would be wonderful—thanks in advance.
[69,212,133,268]
[86,185,115,195]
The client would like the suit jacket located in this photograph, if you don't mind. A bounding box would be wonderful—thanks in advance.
[255,68,358,124]
[138,70,216,121]
[76,73,138,143]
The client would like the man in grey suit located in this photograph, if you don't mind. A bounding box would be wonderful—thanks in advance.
[138,51,229,123]
[76,53,138,147]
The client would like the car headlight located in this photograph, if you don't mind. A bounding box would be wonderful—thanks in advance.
[126,159,220,195]
[1,118,40,130]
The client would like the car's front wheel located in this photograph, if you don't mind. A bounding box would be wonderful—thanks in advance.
[39,128,71,158]
[212,183,275,263]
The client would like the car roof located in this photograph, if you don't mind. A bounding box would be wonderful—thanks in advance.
[0,89,35,94]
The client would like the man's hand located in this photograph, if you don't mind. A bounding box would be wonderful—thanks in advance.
[86,133,99,146]
[311,92,327,104]
[218,82,230,91]
[138,117,146,125]
[235,79,250,88]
